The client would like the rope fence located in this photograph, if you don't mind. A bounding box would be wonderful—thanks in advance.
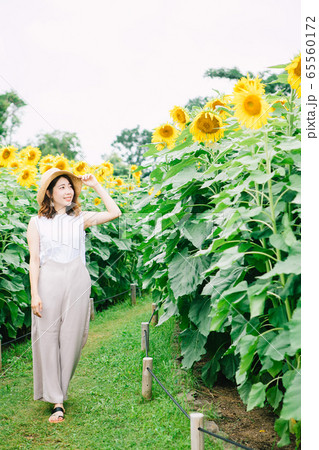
[0,291,254,448]
[141,303,254,450]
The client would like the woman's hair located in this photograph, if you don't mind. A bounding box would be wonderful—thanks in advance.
[38,174,82,219]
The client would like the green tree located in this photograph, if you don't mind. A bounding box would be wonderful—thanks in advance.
[100,150,129,177]
[204,67,290,94]
[35,130,84,160]
[111,125,152,167]
[184,96,209,111]
[0,91,26,145]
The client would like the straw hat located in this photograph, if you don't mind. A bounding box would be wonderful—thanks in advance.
[36,168,83,207]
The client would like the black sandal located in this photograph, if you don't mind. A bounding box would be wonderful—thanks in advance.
[49,406,65,423]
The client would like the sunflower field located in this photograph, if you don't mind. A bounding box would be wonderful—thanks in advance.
[135,54,301,447]
[0,151,143,340]
[0,53,301,447]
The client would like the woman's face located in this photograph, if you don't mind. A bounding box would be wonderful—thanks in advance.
[47,177,74,211]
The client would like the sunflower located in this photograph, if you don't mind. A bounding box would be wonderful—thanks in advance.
[95,166,109,184]
[115,177,124,186]
[7,159,23,172]
[16,166,38,188]
[130,164,138,171]
[233,74,265,95]
[0,146,18,167]
[94,197,101,206]
[204,97,230,120]
[152,123,179,150]
[270,99,288,112]
[223,94,234,105]
[285,53,301,98]
[148,186,161,197]
[38,155,55,173]
[73,160,90,176]
[132,169,142,179]
[233,86,271,130]
[101,160,114,176]
[20,146,41,166]
[190,111,224,143]
[53,154,70,171]
[169,106,190,130]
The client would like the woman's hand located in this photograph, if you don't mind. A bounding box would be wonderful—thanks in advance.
[80,173,99,189]
[31,294,43,318]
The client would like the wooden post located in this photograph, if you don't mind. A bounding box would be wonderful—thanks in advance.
[151,303,158,325]
[0,340,2,371]
[131,283,136,306]
[190,412,204,450]
[142,357,153,399]
[90,298,95,321]
[141,322,149,352]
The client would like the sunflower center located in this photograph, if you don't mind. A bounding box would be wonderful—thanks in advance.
[294,59,301,77]
[176,110,186,123]
[243,95,261,115]
[3,149,11,159]
[22,171,29,180]
[212,100,224,110]
[160,125,174,138]
[197,115,220,134]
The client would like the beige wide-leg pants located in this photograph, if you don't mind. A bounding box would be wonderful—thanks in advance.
[31,255,92,403]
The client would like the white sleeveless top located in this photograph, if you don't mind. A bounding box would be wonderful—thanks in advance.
[33,211,87,267]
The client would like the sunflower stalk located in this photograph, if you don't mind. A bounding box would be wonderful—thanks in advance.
[285,88,295,223]
[249,140,271,273]
[264,131,291,321]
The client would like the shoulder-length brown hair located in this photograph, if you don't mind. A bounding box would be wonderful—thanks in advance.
[38,174,82,219]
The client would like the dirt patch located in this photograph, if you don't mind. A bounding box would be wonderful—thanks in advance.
[171,324,296,450]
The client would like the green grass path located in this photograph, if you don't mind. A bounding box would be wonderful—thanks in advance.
[0,295,218,449]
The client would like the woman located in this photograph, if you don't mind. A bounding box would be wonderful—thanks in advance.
[27,168,122,423]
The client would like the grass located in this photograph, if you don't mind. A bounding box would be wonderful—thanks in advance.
[0,294,221,449]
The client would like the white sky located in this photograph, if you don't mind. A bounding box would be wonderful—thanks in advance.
[0,0,300,165]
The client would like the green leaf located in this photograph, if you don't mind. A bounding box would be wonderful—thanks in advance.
[182,220,213,249]
[267,385,283,410]
[201,356,221,387]
[248,170,275,184]
[238,379,252,404]
[288,303,301,353]
[269,234,289,252]
[259,251,301,279]
[189,297,212,337]
[168,247,209,299]
[179,328,207,369]
[288,174,301,193]
[0,276,25,292]
[282,213,297,247]
[268,63,289,69]
[162,160,199,189]
[157,298,178,326]
[210,299,230,331]
[281,372,301,420]
[220,354,238,380]
[264,330,292,361]
[211,247,244,271]
[238,334,258,374]
[247,382,266,410]
[7,301,18,323]
[247,280,268,318]
[276,138,301,151]
[274,418,291,447]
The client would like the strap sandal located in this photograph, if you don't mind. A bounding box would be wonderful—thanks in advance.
[49,406,65,423]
